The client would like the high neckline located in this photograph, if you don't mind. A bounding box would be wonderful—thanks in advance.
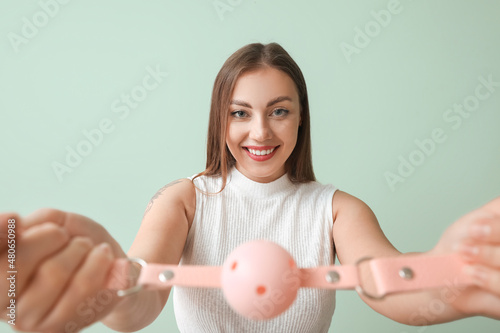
[227,166,295,198]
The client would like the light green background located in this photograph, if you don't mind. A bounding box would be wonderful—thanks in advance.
[1,0,499,332]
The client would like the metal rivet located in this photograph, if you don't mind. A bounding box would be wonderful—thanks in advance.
[325,271,341,284]
[399,267,414,280]
[159,270,175,282]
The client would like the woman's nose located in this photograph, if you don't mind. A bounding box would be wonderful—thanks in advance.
[249,116,272,142]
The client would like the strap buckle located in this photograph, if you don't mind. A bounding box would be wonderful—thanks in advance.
[354,256,386,300]
[116,257,147,297]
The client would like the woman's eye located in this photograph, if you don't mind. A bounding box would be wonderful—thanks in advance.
[230,110,247,118]
[272,108,289,117]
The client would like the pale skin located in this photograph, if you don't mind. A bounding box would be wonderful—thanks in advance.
[1,67,500,332]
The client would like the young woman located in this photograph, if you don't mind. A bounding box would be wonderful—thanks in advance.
[1,43,499,332]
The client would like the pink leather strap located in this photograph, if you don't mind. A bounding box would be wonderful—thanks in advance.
[105,253,474,298]
[302,253,474,298]
[138,264,222,289]
[369,253,472,296]
[299,266,359,289]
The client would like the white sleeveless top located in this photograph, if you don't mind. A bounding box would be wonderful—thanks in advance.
[173,167,337,332]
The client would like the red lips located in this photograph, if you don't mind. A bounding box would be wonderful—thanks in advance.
[243,146,279,162]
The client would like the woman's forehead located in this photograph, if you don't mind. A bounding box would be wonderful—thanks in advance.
[231,67,299,103]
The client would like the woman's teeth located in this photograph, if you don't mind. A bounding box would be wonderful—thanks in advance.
[247,147,275,156]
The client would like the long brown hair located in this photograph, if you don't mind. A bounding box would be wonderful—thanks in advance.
[193,42,315,192]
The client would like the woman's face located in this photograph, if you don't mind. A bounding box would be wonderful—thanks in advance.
[226,67,301,183]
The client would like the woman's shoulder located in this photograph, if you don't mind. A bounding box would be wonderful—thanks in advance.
[145,178,196,221]
[173,178,198,227]
[153,178,196,201]
[189,172,224,193]
[331,190,373,222]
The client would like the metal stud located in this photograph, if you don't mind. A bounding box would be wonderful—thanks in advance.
[325,271,341,284]
[399,267,414,280]
[159,270,175,282]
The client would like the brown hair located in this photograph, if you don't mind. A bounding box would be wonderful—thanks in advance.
[193,42,316,192]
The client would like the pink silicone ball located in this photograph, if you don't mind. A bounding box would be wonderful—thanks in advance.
[221,240,301,320]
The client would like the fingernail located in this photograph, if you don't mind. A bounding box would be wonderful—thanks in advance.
[473,268,489,286]
[98,242,114,259]
[464,265,489,286]
[459,244,479,259]
[470,224,491,238]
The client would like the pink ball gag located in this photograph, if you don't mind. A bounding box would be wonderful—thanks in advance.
[221,240,301,320]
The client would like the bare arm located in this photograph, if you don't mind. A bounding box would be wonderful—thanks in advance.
[102,178,195,332]
[332,191,467,325]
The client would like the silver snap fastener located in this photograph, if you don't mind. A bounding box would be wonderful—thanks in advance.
[325,271,341,283]
[159,270,175,282]
[399,267,414,280]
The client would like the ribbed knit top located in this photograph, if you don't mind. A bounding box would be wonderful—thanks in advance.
[173,167,338,332]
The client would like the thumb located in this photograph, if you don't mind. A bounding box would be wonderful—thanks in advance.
[0,212,21,251]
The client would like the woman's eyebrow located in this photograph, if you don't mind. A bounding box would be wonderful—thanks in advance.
[230,99,252,108]
[230,96,293,108]
[266,95,292,107]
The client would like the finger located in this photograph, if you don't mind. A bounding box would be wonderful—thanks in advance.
[0,222,70,307]
[23,208,115,251]
[22,207,69,228]
[14,237,93,331]
[480,196,500,217]
[473,293,500,319]
[0,212,20,251]
[39,243,116,332]
[467,216,500,244]
[464,264,500,297]
[452,288,500,319]
[17,222,73,292]
[23,208,100,237]
[459,243,500,268]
